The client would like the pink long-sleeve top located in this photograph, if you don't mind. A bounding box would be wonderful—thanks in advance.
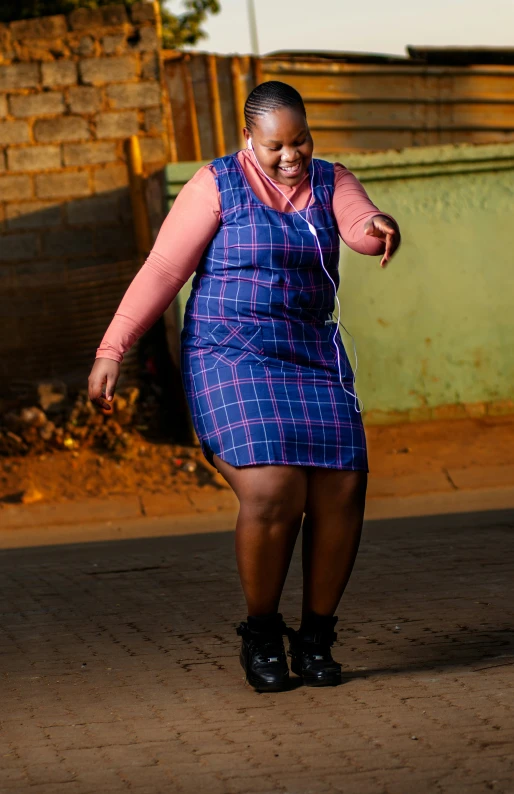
[97,149,393,363]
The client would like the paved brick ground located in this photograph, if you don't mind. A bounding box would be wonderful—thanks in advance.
[1,509,514,794]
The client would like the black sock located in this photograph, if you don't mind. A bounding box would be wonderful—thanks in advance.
[300,612,338,635]
[247,612,282,632]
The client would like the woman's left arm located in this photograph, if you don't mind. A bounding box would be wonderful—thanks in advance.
[332,163,401,268]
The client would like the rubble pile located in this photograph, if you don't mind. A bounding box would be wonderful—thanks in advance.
[0,381,234,507]
[0,381,150,457]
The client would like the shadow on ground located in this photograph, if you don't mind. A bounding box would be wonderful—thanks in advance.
[2,509,514,678]
[1,508,514,793]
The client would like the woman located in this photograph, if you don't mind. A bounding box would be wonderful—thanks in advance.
[89,81,401,692]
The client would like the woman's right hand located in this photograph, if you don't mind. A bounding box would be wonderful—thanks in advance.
[88,357,121,410]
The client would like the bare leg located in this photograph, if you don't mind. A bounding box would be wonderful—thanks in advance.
[302,469,367,617]
[214,455,308,616]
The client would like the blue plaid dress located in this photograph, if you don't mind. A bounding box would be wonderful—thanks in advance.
[181,154,368,471]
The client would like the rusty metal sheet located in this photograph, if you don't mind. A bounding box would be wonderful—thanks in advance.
[190,54,216,161]
[312,128,416,154]
[267,49,419,65]
[217,55,240,155]
[407,46,514,65]
[163,58,197,162]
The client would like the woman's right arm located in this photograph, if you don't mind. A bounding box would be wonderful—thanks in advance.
[88,166,220,405]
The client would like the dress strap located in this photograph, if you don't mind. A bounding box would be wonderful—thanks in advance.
[310,159,335,212]
[211,154,252,219]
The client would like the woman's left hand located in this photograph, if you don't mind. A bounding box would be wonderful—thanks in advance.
[364,215,401,268]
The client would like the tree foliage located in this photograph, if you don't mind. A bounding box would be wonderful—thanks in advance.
[160,1,220,48]
[0,1,221,49]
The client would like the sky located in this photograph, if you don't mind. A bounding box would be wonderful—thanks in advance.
[174,0,514,56]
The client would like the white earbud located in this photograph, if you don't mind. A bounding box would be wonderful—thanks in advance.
[247,137,253,150]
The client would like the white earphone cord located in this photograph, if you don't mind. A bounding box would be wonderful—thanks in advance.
[247,140,363,414]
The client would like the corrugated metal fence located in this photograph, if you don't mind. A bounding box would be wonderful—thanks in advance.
[163,50,514,159]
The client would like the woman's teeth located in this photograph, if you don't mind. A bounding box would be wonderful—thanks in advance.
[279,163,301,174]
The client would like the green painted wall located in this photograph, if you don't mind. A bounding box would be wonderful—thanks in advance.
[164,143,514,419]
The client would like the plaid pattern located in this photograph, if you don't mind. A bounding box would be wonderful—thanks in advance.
[181,155,368,470]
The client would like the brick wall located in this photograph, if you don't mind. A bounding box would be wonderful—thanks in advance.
[0,3,170,395]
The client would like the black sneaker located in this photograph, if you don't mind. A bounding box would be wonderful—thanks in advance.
[288,616,342,687]
[236,614,290,692]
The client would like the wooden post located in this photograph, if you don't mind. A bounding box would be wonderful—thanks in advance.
[124,135,152,258]
[253,56,264,88]
[182,56,202,161]
[207,54,226,158]
[231,56,247,148]
[152,0,162,40]
[166,97,179,164]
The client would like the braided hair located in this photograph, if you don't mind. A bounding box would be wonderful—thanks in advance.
[244,81,306,131]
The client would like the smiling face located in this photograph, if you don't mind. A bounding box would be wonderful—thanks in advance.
[244,106,314,187]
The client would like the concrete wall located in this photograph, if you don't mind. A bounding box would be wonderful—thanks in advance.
[332,143,514,423]
[0,4,169,395]
[165,142,514,424]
